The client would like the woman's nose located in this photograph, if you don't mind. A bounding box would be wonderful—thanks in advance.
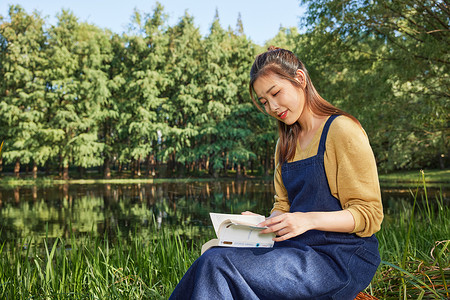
[268,100,280,112]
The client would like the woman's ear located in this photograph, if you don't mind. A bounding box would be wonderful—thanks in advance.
[295,69,307,88]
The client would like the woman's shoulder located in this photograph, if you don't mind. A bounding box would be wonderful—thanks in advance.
[328,115,370,146]
[329,115,367,137]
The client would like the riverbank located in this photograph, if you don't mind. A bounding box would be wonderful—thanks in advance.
[1,169,449,187]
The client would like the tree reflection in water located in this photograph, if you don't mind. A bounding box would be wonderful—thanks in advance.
[0,180,447,249]
[0,180,276,246]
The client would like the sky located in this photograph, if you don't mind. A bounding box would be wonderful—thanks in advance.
[0,0,306,45]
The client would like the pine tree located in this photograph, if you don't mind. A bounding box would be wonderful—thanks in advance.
[71,23,111,172]
[103,33,126,178]
[120,5,170,177]
[0,5,47,178]
[162,11,203,175]
[44,9,81,179]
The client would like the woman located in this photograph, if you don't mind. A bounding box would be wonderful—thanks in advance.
[170,47,383,299]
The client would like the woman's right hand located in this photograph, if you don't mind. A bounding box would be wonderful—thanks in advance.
[241,211,261,216]
[242,210,284,221]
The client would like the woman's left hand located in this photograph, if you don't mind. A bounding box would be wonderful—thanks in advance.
[258,212,314,242]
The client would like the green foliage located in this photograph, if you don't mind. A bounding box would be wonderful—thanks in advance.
[0,6,47,167]
[0,227,213,299]
[374,174,450,298]
[298,0,449,171]
[0,1,448,177]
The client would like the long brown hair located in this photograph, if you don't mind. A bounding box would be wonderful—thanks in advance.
[249,46,360,164]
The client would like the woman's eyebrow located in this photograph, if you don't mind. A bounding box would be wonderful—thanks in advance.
[266,85,276,94]
[257,85,276,100]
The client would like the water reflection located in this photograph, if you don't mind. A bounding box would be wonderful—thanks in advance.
[0,180,277,243]
[0,180,447,244]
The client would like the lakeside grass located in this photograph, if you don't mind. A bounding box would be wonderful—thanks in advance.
[373,173,449,299]
[378,169,450,183]
[0,228,214,299]
[1,169,449,188]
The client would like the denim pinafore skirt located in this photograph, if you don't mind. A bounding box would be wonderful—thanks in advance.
[170,115,380,300]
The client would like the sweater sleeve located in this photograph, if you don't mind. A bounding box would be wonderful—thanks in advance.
[325,117,384,237]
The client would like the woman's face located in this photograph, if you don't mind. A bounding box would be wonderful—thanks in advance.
[253,72,306,125]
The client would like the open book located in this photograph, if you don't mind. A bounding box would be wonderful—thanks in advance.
[201,213,275,254]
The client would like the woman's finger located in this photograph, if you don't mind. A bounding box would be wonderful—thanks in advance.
[273,232,296,242]
[241,211,260,216]
[260,221,286,234]
[258,214,285,227]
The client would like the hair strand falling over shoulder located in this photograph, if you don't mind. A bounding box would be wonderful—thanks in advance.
[249,46,360,164]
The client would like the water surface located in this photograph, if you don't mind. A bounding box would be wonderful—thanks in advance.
[0,180,447,244]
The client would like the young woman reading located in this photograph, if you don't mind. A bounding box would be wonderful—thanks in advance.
[170,47,383,299]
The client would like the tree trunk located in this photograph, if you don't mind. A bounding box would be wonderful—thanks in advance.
[32,161,38,179]
[58,155,63,178]
[78,166,85,178]
[130,159,135,176]
[14,158,20,178]
[236,163,242,179]
[63,161,69,180]
[43,161,49,176]
[146,154,151,176]
[224,154,229,176]
[104,157,111,179]
[136,156,141,177]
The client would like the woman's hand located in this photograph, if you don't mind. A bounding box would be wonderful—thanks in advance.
[241,210,284,219]
[258,210,355,242]
[241,211,261,216]
[258,212,314,242]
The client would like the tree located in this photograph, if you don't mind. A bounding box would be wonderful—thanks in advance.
[71,23,112,174]
[45,9,82,179]
[102,33,126,178]
[299,0,449,171]
[121,4,170,177]
[0,5,47,178]
[162,11,203,175]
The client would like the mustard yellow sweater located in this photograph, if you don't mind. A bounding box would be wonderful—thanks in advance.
[272,115,383,237]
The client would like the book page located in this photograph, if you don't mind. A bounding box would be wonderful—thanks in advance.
[209,213,266,237]
[218,223,274,248]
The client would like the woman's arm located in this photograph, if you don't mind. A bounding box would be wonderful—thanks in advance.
[258,210,355,242]
[325,117,384,237]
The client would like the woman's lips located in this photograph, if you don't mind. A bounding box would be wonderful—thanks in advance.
[278,111,288,119]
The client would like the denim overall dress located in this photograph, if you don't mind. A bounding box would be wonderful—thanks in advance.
[170,115,380,300]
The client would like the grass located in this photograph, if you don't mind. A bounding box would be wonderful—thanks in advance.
[1,168,448,188]
[0,172,448,299]
[373,171,449,299]
[0,175,238,188]
[379,169,450,183]
[0,225,214,299]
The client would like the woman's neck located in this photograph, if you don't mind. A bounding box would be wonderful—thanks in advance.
[297,110,329,149]
[297,109,328,134]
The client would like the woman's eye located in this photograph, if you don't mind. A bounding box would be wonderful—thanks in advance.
[273,90,280,97]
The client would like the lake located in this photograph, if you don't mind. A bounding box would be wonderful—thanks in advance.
[0,179,448,245]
